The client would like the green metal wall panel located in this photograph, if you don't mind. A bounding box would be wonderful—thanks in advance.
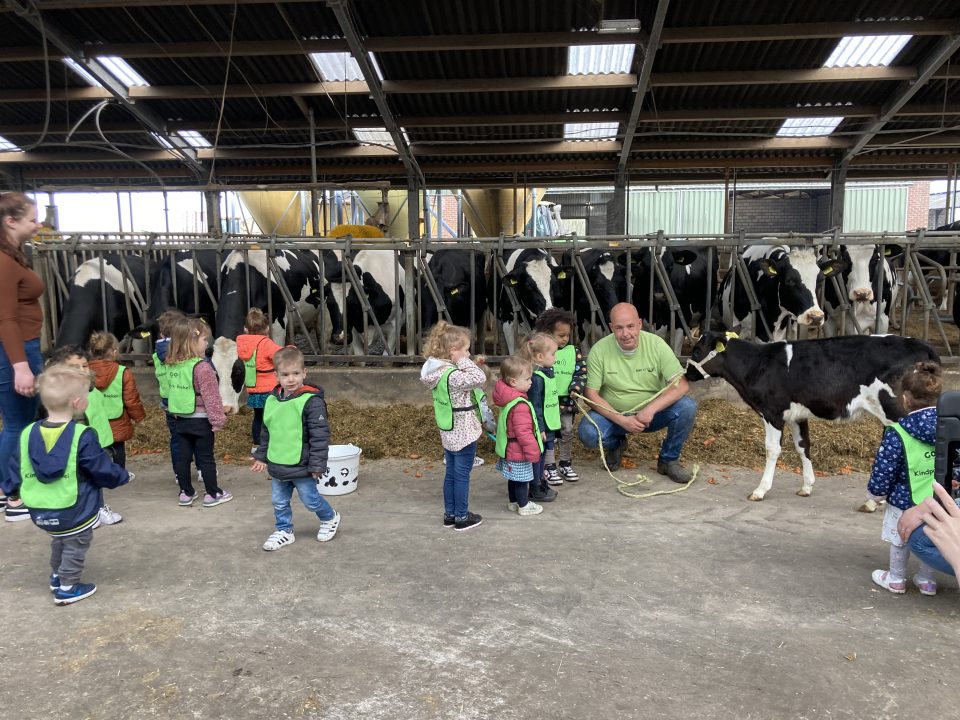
[678,190,724,234]
[627,189,723,234]
[843,187,907,232]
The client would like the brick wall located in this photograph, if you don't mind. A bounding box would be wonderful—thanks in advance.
[732,193,830,233]
[906,181,931,230]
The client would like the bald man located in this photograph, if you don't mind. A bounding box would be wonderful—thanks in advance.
[577,303,696,481]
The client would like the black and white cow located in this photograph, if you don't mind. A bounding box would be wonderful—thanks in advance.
[419,249,487,338]
[627,246,718,352]
[324,249,405,356]
[495,248,567,354]
[211,249,323,412]
[719,244,843,342]
[823,243,893,336]
[685,331,939,500]
[557,248,626,349]
[55,254,149,348]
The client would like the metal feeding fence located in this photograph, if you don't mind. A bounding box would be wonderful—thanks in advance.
[30,229,960,363]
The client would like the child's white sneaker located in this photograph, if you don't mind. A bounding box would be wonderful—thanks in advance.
[97,505,122,525]
[262,530,295,551]
[316,511,340,542]
[517,501,543,516]
[871,569,906,594]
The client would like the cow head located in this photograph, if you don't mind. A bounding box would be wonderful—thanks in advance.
[757,247,827,328]
[839,244,888,304]
[503,251,562,321]
[685,331,733,381]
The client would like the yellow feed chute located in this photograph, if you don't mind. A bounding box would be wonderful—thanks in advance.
[327,223,385,239]
[461,189,535,236]
[238,191,313,235]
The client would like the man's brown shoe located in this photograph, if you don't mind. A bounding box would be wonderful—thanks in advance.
[657,460,692,484]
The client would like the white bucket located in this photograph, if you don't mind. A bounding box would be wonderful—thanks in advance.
[317,444,362,495]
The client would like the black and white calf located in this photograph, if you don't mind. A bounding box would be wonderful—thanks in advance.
[823,244,893,336]
[419,249,487,337]
[557,249,626,349]
[719,244,843,342]
[324,249,405,356]
[495,248,567,353]
[685,332,939,500]
[55,254,148,348]
[211,249,323,412]
[627,246,718,352]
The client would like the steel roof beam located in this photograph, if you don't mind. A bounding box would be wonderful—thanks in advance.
[0,0,204,179]
[325,0,422,185]
[618,0,669,174]
[840,34,960,164]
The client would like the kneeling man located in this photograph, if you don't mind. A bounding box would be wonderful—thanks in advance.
[577,303,697,482]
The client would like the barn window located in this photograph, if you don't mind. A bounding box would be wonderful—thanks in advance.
[353,127,410,147]
[564,122,619,141]
[176,130,212,149]
[0,135,21,152]
[567,44,635,75]
[776,117,844,137]
[823,34,912,68]
[309,52,364,81]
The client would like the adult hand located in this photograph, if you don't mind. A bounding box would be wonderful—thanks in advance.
[251,460,266,472]
[13,362,36,397]
[618,414,645,434]
[635,406,656,429]
[897,504,926,543]
[920,484,960,573]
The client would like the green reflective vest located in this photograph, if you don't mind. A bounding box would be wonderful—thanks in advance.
[495,397,544,459]
[19,422,82,510]
[891,424,937,504]
[101,366,125,419]
[533,368,561,431]
[244,337,268,388]
[431,367,485,431]
[263,392,313,464]
[552,344,576,398]
[166,358,202,415]
[153,352,170,400]
[85,388,114,448]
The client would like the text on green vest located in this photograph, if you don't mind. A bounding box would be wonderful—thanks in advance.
[19,422,83,510]
[533,368,561,431]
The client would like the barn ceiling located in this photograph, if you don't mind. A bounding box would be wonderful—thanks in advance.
[1,0,959,190]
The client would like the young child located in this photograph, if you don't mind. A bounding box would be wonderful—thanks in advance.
[87,331,145,470]
[251,346,340,551]
[534,309,586,483]
[420,321,486,532]
[45,345,125,527]
[154,309,186,485]
[519,332,560,502]
[492,355,544,516]
[166,317,230,507]
[867,361,942,596]
[235,308,283,453]
[1,364,130,605]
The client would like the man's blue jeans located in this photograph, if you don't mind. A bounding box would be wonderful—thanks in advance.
[0,338,42,495]
[577,395,697,463]
[908,526,956,577]
[443,441,477,519]
[272,477,336,533]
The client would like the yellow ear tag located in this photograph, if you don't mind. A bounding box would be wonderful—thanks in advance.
[767,266,778,275]
[140,331,151,338]
[823,266,833,276]
[557,271,567,280]
[509,278,518,286]
[724,331,739,340]
[450,288,459,295]
[884,247,892,256]
[715,341,725,352]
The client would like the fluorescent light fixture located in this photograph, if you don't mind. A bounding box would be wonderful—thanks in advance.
[367,52,385,82]
[823,34,912,68]
[0,134,22,151]
[176,130,212,148]
[64,56,149,87]
[309,51,364,81]
[150,132,175,150]
[776,117,844,137]
[564,122,619,141]
[63,57,99,86]
[568,44,635,75]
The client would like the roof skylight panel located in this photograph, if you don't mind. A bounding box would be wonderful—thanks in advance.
[0,135,22,151]
[176,130,212,149]
[775,117,844,137]
[309,51,364,81]
[567,44,635,75]
[354,127,406,146]
[823,34,912,68]
[564,122,619,141]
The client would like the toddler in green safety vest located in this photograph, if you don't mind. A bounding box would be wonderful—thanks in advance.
[534,309,587,485]
[235,307,283,454]
[252,346,340,551]
[518,332,560,503]
[45,345,134,528]
[1,363,131,605]
[420,321,488,532]
[867,361,943,596]
[492,354,544,517]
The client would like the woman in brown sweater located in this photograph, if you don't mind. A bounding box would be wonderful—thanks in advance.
[0,192,43,522]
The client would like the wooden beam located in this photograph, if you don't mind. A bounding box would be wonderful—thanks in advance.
[662,20,960,43]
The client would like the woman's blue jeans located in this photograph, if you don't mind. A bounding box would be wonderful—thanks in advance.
[908,526,957,577]
[0,338,43,495]
[577,395,697,463]
[443,441,477,519]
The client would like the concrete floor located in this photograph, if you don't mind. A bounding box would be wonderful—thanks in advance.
[1,456,957,720]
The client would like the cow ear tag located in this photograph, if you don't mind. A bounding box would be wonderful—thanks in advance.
[450,288,459,295]
[557,271,567,280]
[715,341,725,352]
[724,331,739,340]
[764,265,778,276]
[139,331,151,338]
[822,266,833,276]
[508,278,518,286]
[884,247,892,256]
